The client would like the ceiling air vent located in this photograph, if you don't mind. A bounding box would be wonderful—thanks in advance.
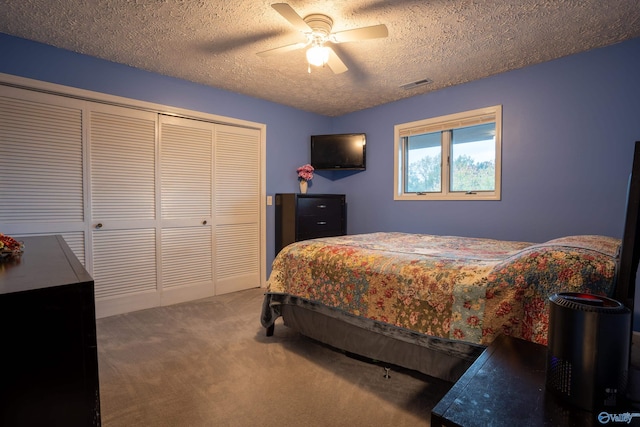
[400,78,432,90]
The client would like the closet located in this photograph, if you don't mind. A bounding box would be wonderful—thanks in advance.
[0,81,264,317]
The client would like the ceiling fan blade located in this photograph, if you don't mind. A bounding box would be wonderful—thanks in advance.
[271,3,311,32]
[331,24,388,43]
[326,47,348,74]
[199,30,283,54]
[256,41,308,57]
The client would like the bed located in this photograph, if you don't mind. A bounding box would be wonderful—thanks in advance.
[261,142,640,383]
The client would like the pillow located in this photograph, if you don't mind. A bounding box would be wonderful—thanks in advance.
[528,235,621,258]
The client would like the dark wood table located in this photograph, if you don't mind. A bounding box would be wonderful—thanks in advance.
[431,334,640,427]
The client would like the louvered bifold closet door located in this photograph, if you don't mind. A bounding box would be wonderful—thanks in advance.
[0,86,86,261]
[89,104,159,317]
[159,115,214,305]
[214,124,261,294]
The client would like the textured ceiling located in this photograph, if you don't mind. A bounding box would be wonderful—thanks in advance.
[1,0,639,116]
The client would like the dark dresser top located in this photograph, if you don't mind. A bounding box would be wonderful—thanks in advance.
[0,235,93,295]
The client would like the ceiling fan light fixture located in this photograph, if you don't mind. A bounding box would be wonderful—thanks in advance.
[306,45,330,67]
[260,4,386,75]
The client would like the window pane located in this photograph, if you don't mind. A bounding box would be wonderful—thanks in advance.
[394,105,501,201]
[405,132,441,193]
[450,123,496,192]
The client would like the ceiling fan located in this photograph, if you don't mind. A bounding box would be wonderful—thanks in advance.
[257,3,388,74]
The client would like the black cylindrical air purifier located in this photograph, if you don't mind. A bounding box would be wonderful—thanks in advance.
[546,292,631,411]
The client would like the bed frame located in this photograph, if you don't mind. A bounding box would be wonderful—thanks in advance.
[264,141,640,383]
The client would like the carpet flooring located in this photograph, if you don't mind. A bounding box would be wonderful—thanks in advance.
[96,287,452,426]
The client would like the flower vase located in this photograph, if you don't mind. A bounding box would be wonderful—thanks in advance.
[299,180,308,194]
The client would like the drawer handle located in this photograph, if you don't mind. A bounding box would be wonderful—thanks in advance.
[317,221,327,225]
[317,204,327,209]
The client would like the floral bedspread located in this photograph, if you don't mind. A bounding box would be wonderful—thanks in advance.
[266,232,620,346]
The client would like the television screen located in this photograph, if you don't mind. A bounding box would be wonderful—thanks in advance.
[310,133,366,170]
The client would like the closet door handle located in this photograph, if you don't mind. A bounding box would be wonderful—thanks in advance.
[95,223,103,229]
[202,220,207,225]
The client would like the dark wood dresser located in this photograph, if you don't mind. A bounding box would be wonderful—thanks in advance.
[275,193,346,254]
[0,235,101,426]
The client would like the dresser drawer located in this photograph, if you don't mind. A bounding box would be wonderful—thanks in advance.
[297,214,344,235]
[297,197,343,217]
[298,229,345,241]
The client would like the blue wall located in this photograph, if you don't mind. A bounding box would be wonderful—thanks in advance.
[332,37,640,244]
[2,34,640,309]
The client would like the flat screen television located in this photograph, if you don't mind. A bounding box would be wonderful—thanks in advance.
[311,133,366,170]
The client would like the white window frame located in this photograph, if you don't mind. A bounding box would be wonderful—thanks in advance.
[394,105,502,201]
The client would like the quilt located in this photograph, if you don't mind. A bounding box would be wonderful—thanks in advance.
[265,232,620,346]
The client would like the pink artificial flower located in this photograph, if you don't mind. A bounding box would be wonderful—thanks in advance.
[296,164,314,181]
